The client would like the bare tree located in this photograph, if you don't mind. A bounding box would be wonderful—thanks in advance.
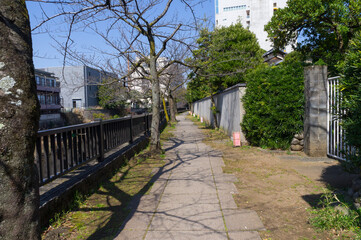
[0,1,40,239]
[29,0,198,152]
[162,63,188,122]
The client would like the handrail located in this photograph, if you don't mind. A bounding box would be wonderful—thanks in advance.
[35,111,165,186]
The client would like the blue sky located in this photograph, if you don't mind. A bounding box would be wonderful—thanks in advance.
[26,0,215,69]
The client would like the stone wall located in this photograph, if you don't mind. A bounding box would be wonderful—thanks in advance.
[192,83,247,144]
[290,133,304,151]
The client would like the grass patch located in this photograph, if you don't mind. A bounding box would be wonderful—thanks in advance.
[186,114,231,143]
[308,189,361,238]
[47,191,88,229]
[160,121,176,141]
[42,122,176,240]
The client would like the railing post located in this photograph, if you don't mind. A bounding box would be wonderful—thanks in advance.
[144,113,148,135]
[98,119,105,162]
[129,114,133,143]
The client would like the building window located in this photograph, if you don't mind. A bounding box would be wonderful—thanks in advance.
[39,94,45,104]
[223,5,246,12]
[246,21,250,29]
[273,2,277,7]
[246,10,250,19]
[36,76,40,85]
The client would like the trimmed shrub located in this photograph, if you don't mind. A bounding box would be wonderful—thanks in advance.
[337,31,361,172]
[242,52,304,149]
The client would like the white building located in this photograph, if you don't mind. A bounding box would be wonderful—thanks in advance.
[215,0,292,52]
[128,57,168,108]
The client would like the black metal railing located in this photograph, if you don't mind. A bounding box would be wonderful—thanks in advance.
[35,112,165,186]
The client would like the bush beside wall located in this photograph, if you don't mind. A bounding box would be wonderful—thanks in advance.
[242,52,305,149]
[338,31,361,172]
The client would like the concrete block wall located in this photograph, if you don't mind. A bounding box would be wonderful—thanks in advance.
[303,66,328,157]
[192,84,247,144]
[192,67,329,155]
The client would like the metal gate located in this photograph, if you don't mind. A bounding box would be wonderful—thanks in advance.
[327,76,352,161]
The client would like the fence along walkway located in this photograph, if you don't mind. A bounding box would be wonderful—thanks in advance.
[35,112,165,186]
[327,77,354,161]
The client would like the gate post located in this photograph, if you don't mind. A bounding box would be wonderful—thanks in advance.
[304,65,328,157]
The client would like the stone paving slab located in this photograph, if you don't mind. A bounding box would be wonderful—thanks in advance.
[147,179,168,195]
[161,173,213,181]
[149,204,225,231]
[214,174,239,184]
[165,179,216,190]
[212,165,227,175]
[216,182,239,193]
[120,211,153,230]
[222,209,266,231]
[145,230,228,240]
[114,113,264,239]
[114,229,146,240]
[170,169,213,177]
[218,191,238,209]
[127,193,162,211]
[160,193,219,206]
[228,231,262,240]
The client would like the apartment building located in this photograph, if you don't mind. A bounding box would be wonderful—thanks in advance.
[128,57,168,108]
[35,69,64,129]
[42,66,115,110]
[35,69,61,113]
[215,0,292,52]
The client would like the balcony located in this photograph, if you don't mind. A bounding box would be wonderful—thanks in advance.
[37,85,60,93]
[40,104,62,111]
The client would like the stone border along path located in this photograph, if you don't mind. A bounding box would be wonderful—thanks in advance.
[114,112,265,240]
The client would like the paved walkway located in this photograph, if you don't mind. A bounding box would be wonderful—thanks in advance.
[115,113,265,240]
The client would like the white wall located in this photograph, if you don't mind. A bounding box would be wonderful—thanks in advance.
[215,0,292,52]
[43,66,85,109]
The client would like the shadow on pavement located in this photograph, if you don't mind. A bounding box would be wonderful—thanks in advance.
[82,134,201,239]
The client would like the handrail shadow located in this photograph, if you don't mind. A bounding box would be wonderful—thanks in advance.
[77,133,202,239]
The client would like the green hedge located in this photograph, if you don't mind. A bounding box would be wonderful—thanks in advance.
[242,52,304,149]
[337,31,361,172]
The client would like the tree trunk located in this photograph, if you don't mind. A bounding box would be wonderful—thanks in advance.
[210,95,219,129]
[169,92,177,122]
[149,54,161,153]
[0,2,40,239]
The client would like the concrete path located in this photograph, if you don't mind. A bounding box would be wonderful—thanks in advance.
[115,113,265,240]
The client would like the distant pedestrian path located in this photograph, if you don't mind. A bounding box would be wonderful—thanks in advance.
[115,112,265,240]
